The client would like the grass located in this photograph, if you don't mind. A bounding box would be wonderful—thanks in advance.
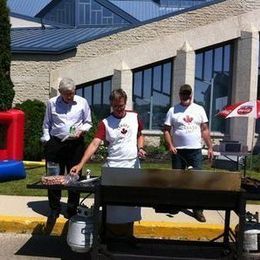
[0,162,171,197]
[0,160,258,197]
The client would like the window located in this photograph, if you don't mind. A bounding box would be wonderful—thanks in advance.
[78,0,129,26]
[76,77,112,120]
[195,43,233,133]
[256,39,260,134]
[44,0,75,26]
[44,0,129,27]
[133,60,173,130]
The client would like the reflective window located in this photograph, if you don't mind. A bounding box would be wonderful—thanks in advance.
[133,60,173,130]
[76,78,112,120]
[43,0,129,26]
[195,43,233,133]
[78,0,129,26]
[44,0,75,26]
[256,39,260,133]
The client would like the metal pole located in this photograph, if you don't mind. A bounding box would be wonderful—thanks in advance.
[209,77,215,132]
[249,118,256,170]
[149,96,153,130]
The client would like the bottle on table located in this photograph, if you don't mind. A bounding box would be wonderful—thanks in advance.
[46,161,60,176]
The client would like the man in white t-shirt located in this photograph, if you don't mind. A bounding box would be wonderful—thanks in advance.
[164,84,213,222]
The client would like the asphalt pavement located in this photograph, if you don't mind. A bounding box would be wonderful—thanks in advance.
[0,233,89,260]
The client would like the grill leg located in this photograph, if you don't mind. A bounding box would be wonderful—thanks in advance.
[223,210,231,246]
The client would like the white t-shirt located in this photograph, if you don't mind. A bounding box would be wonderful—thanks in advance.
[164,103,208,149]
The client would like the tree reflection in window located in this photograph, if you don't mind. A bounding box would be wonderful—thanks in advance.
[195,43,233,133]
[256,39,260,134]
[133,60,173,130]
[76,77,111,120]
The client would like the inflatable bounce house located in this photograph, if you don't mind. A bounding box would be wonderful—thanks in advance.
[0,109,26,182]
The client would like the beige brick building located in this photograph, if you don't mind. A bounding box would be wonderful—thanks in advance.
[10,0,260,151]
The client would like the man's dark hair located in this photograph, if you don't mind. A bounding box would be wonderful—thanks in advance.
[109,89,127,103]
[179,84,192,95]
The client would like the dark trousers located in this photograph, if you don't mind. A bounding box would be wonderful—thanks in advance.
[171,149,202,170]
[172,148,203,214]
[44,136,85,213]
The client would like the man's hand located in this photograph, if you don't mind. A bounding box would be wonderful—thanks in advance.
[207,147,214,161]
[169,145,177,154]
[163,125,177,154]
[138,148,147,159]
[70,164,83,175]
[73,130,85,138]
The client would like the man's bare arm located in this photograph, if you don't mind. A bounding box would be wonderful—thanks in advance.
[201,123,213,160]
[163,125,177,154]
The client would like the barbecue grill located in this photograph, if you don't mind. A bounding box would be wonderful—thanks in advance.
[100,167,245,259]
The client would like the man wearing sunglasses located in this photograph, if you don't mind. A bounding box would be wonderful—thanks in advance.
[163,84,213,222]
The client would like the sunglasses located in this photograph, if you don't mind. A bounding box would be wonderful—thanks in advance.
[179,92,191,96]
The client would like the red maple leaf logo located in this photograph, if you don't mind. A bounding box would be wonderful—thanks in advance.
[183,115,193,123]
[121,128,127,134]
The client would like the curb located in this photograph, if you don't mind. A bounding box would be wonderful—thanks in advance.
[0,216,67,236]
[134,221,233,240]
[0,216,233,240]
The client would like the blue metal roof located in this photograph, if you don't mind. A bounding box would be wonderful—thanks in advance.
[109,0,213,21]
[110,0,178,21]
[10,12,42,24]
[7,0,52,17]
[95,0,139,24]
[11,27,123,54]
[9,0,221,54]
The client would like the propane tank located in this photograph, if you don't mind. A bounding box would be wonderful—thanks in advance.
[67,205,94,253]
[242,211,260,258]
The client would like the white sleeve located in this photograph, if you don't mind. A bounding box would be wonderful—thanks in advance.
[78,98,92,132]
[200,106,208,123]
[164,107,174,126]
[40,101,51,142]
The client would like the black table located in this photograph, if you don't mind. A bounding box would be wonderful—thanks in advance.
[100,168,245,259]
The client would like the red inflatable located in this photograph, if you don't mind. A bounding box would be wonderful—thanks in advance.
[0,109,25,160]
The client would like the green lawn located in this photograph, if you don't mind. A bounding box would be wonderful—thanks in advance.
[0,162,171,196]
[0,161,258,197]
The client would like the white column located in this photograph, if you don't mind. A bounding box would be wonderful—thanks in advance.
[172,41,195,105]
[112,62,133,110]
[231,29,259,150]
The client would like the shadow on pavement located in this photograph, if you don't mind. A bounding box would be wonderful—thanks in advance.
[27,200,67,217]
[15,234,91,259]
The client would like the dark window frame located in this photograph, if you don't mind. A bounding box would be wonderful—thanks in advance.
[132,58,173,130]
[76,76,112,119]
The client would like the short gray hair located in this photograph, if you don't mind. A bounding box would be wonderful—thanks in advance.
[109,89,127,103]
[58,78,76,92]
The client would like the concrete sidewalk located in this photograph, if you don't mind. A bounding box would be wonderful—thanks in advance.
[0,195,260,240]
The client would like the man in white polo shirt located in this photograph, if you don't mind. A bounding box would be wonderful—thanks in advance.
[41,78,92,220]
[164,84,213,222]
